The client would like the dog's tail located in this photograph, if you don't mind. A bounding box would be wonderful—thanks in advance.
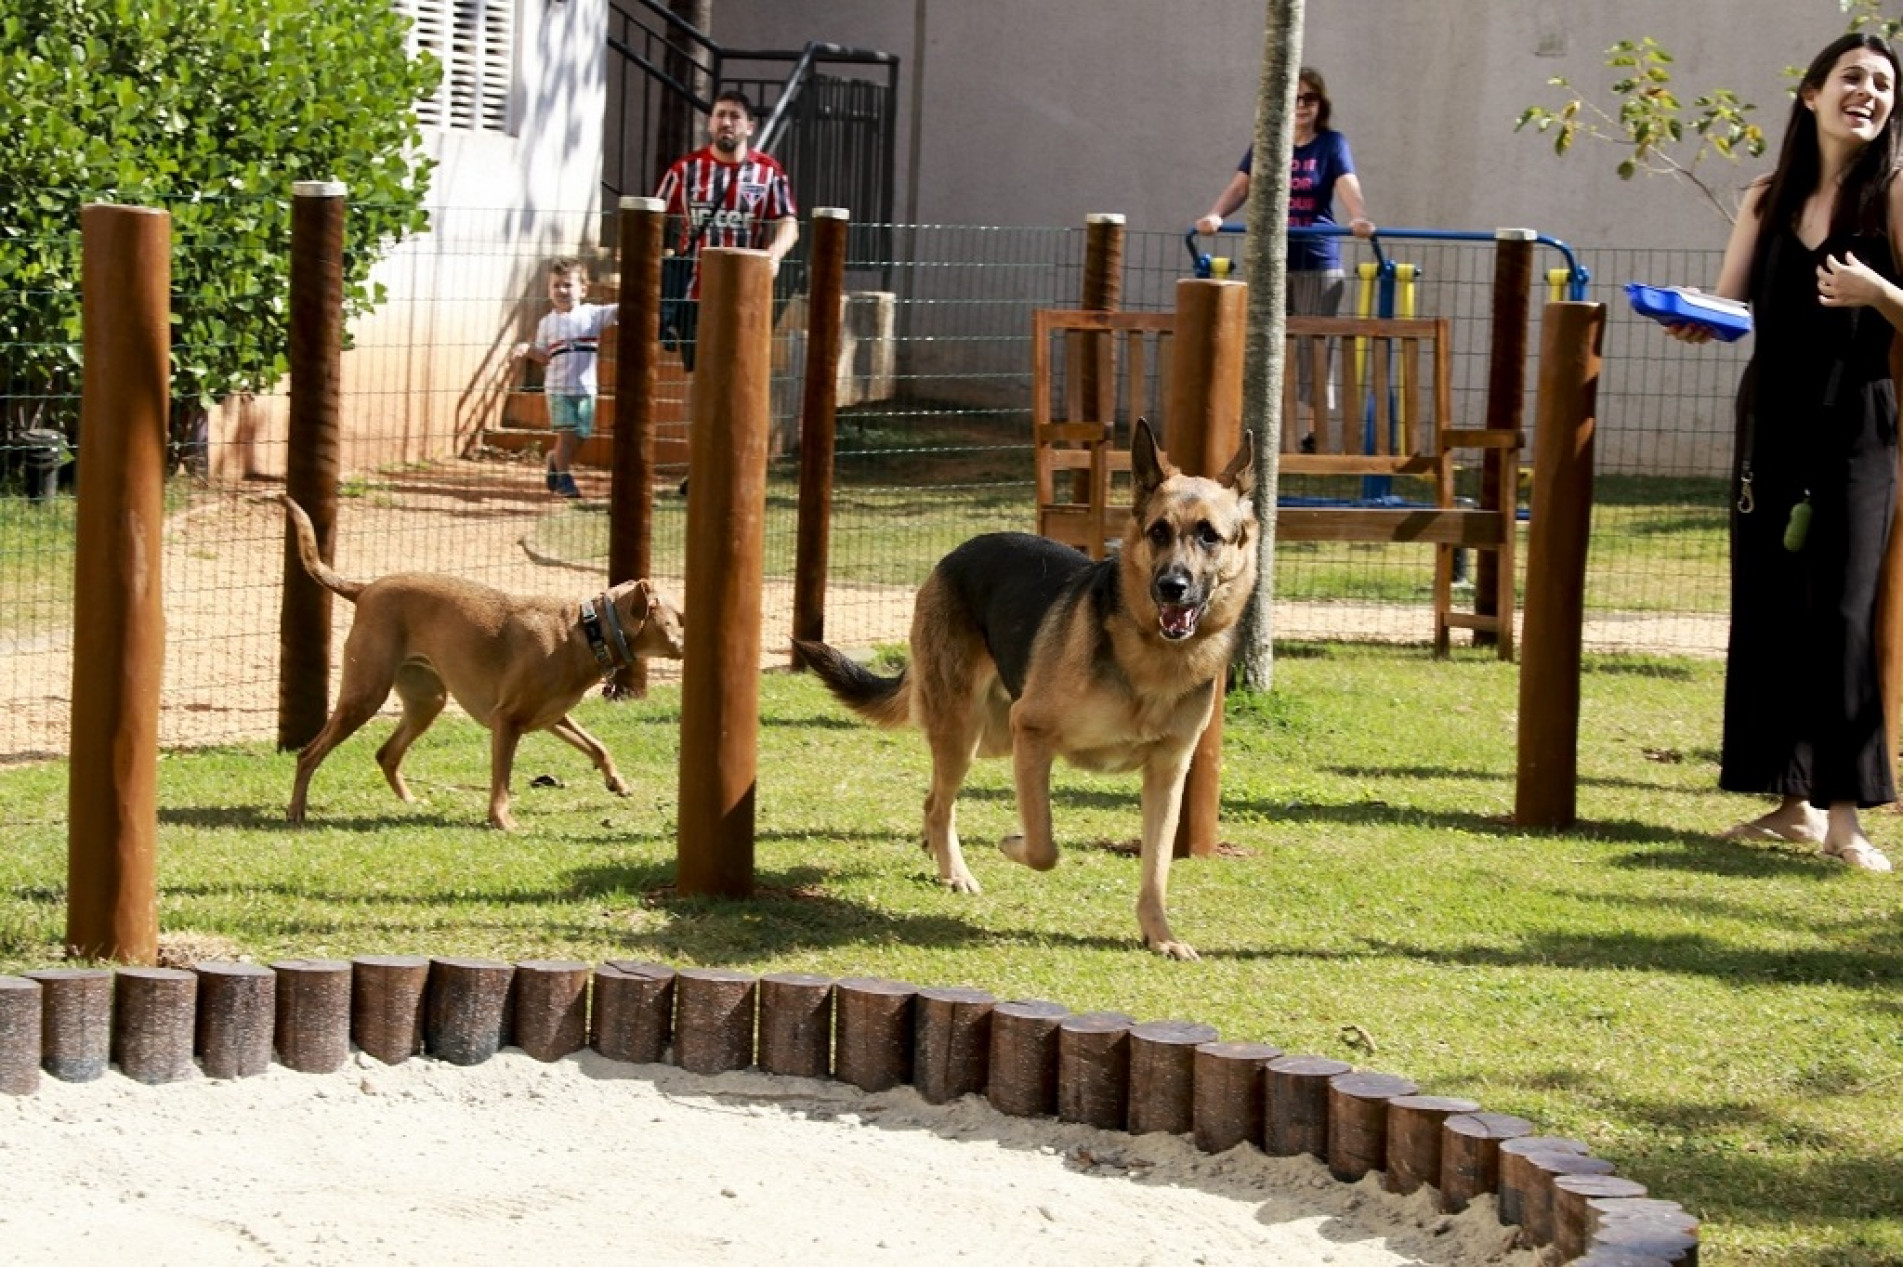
[279,494,366,602]
[792,639,912,729]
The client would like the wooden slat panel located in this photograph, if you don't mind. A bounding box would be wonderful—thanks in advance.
[1276,508,1509,546]
[1281,454,1439,477]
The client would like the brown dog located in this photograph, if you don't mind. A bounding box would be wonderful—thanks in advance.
[796,420,1257,959]
[281,495,684,829]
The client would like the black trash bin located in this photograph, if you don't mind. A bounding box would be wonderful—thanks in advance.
[19,429,69,503]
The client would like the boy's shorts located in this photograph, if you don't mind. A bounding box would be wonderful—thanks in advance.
[548,394,595,440]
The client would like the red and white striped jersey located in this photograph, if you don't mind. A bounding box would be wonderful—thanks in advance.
[654,145,798,297]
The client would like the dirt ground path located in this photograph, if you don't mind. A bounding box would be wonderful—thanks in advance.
[0,464,1726,764]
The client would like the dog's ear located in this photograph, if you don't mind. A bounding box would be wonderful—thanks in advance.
[1131,417,1175,505]
[1218,431,1257,504]
[630,579,655,619]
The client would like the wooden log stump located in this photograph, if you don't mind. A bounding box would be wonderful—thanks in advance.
[1553,1173,1649,1262]
[1587,1219,1699,1263]
[1265,1054,1351,1158]
[1588,1197,1699,1240]
[1495,1135,1588,1226]
[1382,1093,1480,1196]
[426,957,515,1067]
[1515,1149,1617,1248]
[673,967,755,1075]
[1327,1070,1419,1182]
[271,958,352,1074]
[913,985,994,1104]
[593,961,676,1064]
[834,977,917,1092]
[1191,1040,1281,1154]
[1127,1020,1218,1136]
[26,967,112,1082]
[1057,1011,1135,1130]
[512,960,589,1062]
[192,962,275,1079]
[758,972,833,1078]
[351,955,429,1066]
[0,975,42,1095]
[112,966,197,1085]
[1439,1111,1534,1214]
[1574,1251,1681,1267]
[987,999,1068,1118]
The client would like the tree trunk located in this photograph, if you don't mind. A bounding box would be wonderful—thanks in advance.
[1235,1,1304,692]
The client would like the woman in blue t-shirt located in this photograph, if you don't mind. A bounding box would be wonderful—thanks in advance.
[1196,67,1375,410]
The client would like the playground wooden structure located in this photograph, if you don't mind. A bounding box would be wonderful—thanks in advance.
[1032,308,1521,658]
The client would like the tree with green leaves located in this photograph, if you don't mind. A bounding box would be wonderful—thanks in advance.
[0,0,436,448]
[1514,1,1903,222]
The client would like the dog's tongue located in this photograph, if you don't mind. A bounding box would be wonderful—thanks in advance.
[1158,603,1201,640]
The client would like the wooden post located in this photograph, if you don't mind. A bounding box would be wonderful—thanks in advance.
[834,977,916,1092]
[1264,1054,1351,1158]
[425,958,515,1066]
[1878,341,1903,781]
[592,960,675,1063]
[1191,1040,1281,1154]
[758,971,834,1078]
[1476,230,1536,647]
[1167,277,1247,857]
[26,967,112,1082]
[278,181,347,750]
[351,955,430,1066]
[272,958,352,1074]
[986,999,1068,1118]
[511,960,590,1062]
[1072,213,1125,502]
[193,962,276,1080]
[1326,1069,1419,1182]
[1127,1020,1217,1136]
[913,985,994,1104]
[792,208,850,658]
[0,977,42,1095]
[673,967,756,1074]
[1383,1094,1480,1196]
[610,196,666,698]
[676,248,774,897]
[1515,302,1605,829]
[1056,1010,1136,1129]
[112,967,197,1085]
[67,204,170,965]
[1439,1110,1533,1214]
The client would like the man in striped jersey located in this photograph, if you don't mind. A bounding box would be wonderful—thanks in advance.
[655,89,799,376]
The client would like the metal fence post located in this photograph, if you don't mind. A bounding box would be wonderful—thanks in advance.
[1167,277,1248,859]
[278,180,347,751]
[676,247,774,897]
[1516,301,1606,829]
[792,208,850,658]
[67,204,170,963]
[611,195,666,698]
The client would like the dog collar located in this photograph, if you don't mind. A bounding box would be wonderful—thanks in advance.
[580,595,625,678]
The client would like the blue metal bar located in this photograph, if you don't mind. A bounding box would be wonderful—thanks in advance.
[1182,225,1592,300]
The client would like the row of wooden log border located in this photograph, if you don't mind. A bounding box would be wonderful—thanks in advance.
[0,958,1696,1264]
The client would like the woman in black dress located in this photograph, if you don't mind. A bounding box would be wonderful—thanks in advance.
[1670,33,1903,872]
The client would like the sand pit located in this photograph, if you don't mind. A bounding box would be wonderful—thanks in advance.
[1,1049,1533,1265]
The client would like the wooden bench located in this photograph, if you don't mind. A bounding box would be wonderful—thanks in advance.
[1031,308,1521,658]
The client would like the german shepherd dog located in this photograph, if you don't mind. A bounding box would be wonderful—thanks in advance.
[796,420,1257,959]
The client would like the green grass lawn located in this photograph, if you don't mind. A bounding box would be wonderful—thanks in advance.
[1,643,1897,1264]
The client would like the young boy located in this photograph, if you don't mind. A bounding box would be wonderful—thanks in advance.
[511,258,617,499]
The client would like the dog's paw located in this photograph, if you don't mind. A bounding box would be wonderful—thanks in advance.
[1146,936,1201,962]
[606,775,631,796]
[942,872,983,895]
[999,834,1028,865]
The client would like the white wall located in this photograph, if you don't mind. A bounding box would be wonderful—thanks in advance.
[215,0,610,478]
[717,0,1843,247]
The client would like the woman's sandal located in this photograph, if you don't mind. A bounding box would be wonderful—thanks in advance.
[1822,839,1894,873]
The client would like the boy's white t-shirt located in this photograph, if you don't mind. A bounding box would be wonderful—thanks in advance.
[533,303,615,395]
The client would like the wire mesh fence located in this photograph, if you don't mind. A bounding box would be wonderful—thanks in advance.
[1,201,1742,763]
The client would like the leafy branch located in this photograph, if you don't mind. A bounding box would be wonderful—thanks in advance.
[1515,37,1767,223]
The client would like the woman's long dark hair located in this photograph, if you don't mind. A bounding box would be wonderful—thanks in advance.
[1755,33,1903,256]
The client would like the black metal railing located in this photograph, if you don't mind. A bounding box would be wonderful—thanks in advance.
[603,0,898,272]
